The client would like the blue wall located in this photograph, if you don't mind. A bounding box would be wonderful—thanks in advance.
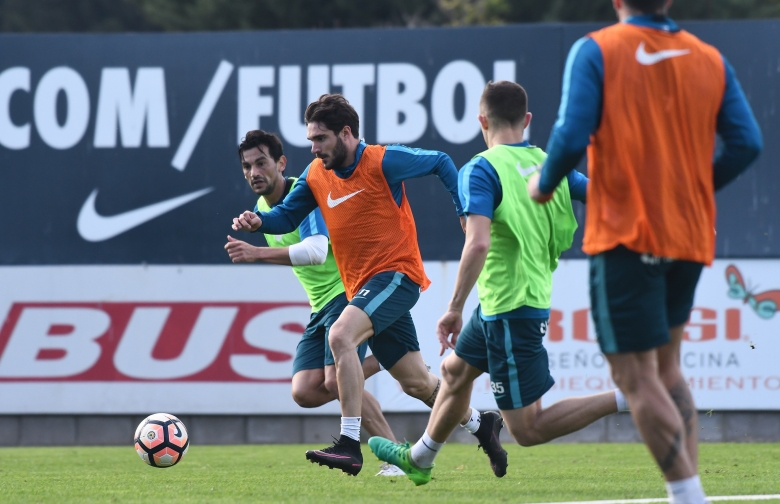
[0,20,777,264]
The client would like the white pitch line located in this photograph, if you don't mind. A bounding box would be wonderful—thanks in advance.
[528,495,780,504]
[171,60,234,171]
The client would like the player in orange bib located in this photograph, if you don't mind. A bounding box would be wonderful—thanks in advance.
[528,0,762,502]
[232,94,507,477]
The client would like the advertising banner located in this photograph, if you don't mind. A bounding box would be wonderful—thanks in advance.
[1,259,777,414]
[1,21,778,265]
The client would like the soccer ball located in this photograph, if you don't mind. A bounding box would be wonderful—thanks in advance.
[133,413,189,468]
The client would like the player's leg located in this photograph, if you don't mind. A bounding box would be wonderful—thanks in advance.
[304,291,374,476]
[369,352,482,486]
[384,350,440,406]
[362,354,381,380]
[657,325,697,469]
[327,305,374,417]
[291,368,336,407]
[591,247,706,503]
[370,307,507,484]
[371,311,472,422]
[330,272,422,429]
[607,350,695,480]
[500,391,619,446]
[290,309,336,408]
[659,261,704,470]
[322,338,398,442]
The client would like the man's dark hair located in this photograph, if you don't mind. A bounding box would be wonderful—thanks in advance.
[624,0,667,14]
[481,81,528,128]
[238,130,284,163]
[304,94,360,139]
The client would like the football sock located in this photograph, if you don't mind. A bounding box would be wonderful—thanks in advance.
[340,416,361,442]
[614,389,630,412]
[666,475,707,504]
[460,408,481,434]
[410,430,443,469]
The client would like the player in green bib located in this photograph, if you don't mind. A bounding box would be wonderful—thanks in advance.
[225,130,403,476]
[369,82,628,485]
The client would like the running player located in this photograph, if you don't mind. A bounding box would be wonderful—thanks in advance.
[528,1,762,503]
[225,129,402,476]
[369,81,628,485]
[231,95,506,477]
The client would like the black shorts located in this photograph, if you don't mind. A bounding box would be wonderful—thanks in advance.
[589,245,704,354]
[455,306,554,410]
[291,292,368,375]
[349,271,421,371]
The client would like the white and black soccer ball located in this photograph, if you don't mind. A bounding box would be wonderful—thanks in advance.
[133,413,189,468]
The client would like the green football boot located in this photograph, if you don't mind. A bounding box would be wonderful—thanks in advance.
[368,437,432,486]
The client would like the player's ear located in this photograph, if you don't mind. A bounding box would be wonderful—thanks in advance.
[278,155,287,173]
[478,114,489,131]
[524,112,532,130]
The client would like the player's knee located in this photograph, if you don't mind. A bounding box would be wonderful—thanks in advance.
[291,387,320,408]
[609,366,650,396]
[657,358,684,389]
[399,374,434,400]
[440,357,468,392]
[506,422,543,447]
[327,325,356,357]
[323,375,339,398]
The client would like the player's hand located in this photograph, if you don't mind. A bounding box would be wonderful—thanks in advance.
[232,211,262,232]
[527,172,553,204]
[436,310,463,356]
[224,235,260,263]
[459,215,467,234]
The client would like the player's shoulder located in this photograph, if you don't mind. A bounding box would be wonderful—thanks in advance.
[460,155,498,183]
[385,143,443,157]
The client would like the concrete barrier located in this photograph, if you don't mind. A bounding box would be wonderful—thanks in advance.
[1,411,778,447]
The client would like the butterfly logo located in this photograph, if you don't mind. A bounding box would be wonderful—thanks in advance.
[725,264,780,319]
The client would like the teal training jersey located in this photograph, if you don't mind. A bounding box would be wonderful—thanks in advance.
[473,145,578,317]
[256,178,345,312]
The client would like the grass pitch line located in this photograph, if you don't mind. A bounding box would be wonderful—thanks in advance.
[530,495,780,504]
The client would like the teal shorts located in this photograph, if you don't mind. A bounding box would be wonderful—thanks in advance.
[292,292,367,375]
[350,271,421,371]
[455,306,554,410]
[590,245,704,354]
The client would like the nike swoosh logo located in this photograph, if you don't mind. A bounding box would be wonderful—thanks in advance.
[635,42,690,65]
[327,189,365,208]
[77,187,213,242]
[517,163,541,178]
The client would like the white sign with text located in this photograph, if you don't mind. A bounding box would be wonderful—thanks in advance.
[0,260,778,413]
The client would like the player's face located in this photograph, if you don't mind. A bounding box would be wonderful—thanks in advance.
[241,145,285,196]
[307,122,347,170]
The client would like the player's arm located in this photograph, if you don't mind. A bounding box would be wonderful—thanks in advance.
[289,207,330,266]
[232,166,319,234]
[227,203,329,265]
[224,235,327,266]
[530,37,603,203]
[437,158,499,355]
[713,57,763,191]
[382,145,464,216]
[566,169,589,203]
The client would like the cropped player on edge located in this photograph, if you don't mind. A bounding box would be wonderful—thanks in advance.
[369,81,628,486]
[528,1,762,503]
[225,129,403,476]
[232,95,506,477]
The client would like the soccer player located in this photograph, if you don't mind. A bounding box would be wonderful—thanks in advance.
[231,94,506,477]
[369,81,628,486]
[528,1,763,503]
[225,129,402,476]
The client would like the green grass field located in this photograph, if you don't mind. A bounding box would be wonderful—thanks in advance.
[0,443,778,503]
